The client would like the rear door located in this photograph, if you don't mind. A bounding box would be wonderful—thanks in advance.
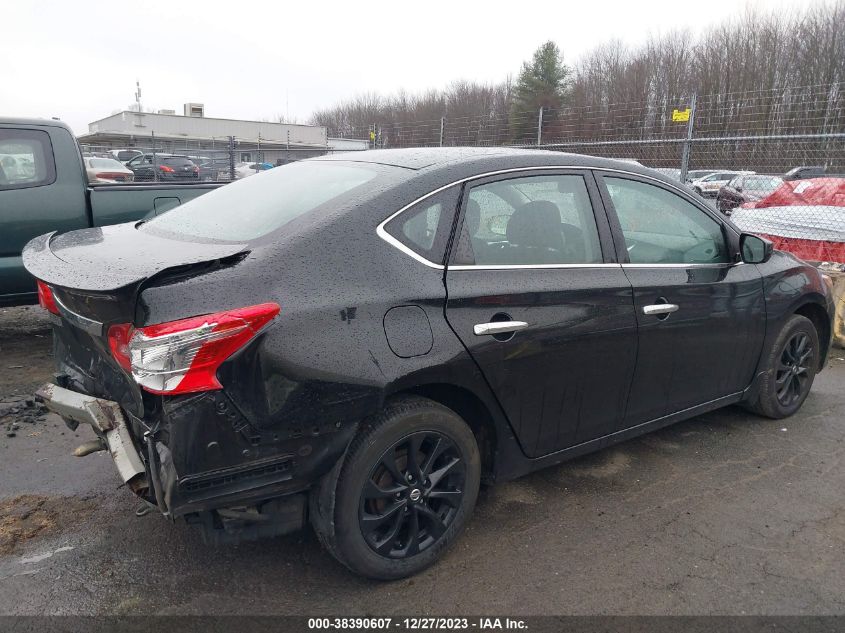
[595,172,765,427]
[444,169,638,458]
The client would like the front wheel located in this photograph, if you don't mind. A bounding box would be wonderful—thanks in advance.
[311,396,481,579]
[746,314,819,419]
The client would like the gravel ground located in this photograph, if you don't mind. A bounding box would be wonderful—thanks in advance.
[0,305,844,616]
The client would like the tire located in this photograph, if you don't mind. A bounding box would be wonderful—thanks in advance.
[310,396,481,580]
[693,186,703,196]
[746,314,820,419]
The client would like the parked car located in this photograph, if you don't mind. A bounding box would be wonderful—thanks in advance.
[108,149,144,164]
[197,157,234,181]
[783,166,827,181]
[84,157,135,183]
[126,153,200,182]
[717,174,784,214]
[690,170,753,198]
[685,169,719,182]
[654,167,682,182]
[0,117,221,305]
[234,161,273,179]
[27,149,833,580]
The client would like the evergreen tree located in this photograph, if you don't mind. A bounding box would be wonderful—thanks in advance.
[509,41,571,142]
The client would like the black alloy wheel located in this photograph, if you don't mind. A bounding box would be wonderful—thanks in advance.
[310,395,481,580]
[359,431,466,559]
[775,331,813,407]
[745,314,819,419]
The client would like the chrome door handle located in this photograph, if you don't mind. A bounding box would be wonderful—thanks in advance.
[473,321,529,336]
[642,303,679,316]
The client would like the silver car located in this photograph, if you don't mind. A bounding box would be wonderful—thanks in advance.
[690,170,754,198]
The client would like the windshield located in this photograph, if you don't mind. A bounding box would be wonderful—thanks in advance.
[141,160,378,241]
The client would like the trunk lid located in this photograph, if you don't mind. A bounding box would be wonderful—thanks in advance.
[23,223,248,415]
[23,223,247,294]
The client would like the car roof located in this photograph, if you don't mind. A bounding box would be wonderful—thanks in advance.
[312,147,677,184]
[0,117,74,132]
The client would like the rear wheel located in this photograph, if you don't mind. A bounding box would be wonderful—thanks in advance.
[746,314,819,419]
[311,396,481,579]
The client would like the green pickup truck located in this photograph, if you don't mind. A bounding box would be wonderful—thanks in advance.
[0,117,221,306]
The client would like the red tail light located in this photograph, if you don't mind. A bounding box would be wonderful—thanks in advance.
[107,323,133,371]
[108,303,279,395]
[37,280,60,315]
[159,165,175,173]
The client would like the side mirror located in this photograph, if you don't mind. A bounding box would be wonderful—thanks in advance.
[740,233,773,264]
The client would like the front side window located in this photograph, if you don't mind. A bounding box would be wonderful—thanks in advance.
[0,129,56,191]
[453,174,603,266]
[604,177,729,265]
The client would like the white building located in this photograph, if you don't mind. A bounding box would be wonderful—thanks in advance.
[78,106,368,164]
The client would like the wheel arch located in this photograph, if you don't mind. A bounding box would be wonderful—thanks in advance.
[390,383,499,484]
[794,300,831,370]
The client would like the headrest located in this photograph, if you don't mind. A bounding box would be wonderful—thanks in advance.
[506,201,563,251]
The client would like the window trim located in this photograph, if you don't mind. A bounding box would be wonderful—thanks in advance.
[0,128,57,192]
[376,165,740,270]
[595,172,739,266]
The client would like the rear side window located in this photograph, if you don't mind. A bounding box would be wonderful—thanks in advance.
[383,186,460,265]
[0,129,56,191]
[142,161,378,241]
[452,174,603,266]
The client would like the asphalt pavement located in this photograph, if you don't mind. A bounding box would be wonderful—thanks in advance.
[1,305,844,616]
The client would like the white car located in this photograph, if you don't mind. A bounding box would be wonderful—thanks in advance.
[234,162,273,179]
[690,170,753,198]
[84,157,134,183]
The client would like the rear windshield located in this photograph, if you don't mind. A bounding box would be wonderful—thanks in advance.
[89,158,125,169]
[161,156,194,166]
[141,161,378,241]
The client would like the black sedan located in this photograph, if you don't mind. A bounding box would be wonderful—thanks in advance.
[125,153,200,181]
[24,149,834,579]
[717,174,784,214]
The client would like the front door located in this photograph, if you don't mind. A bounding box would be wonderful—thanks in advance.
[444,170,638,458]
[596,173,766,427]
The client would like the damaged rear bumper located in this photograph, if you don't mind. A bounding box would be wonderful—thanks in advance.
[35,383,147,493]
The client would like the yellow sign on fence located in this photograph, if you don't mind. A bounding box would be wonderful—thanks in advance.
[672,108,691,122]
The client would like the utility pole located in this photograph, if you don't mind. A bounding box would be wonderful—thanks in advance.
[680,94,697,182]
[439,117,445,147]
[537,107,544,146]
[228,136,236,181]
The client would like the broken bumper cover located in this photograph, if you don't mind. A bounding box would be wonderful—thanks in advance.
[35,383,147,491]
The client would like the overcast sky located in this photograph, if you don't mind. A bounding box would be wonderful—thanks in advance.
[4,0,816,135]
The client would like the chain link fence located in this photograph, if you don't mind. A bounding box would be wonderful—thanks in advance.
[79,137,361,183]
[78,83,845,263]
[355,83,845,263]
